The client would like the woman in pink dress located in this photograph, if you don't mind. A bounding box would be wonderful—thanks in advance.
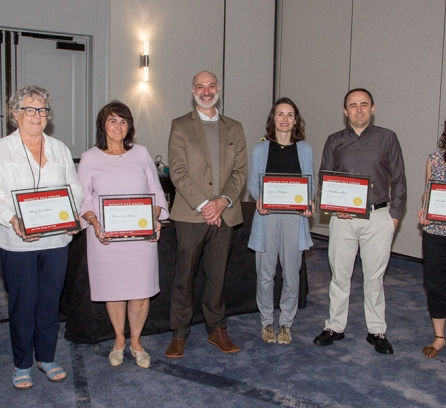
[77,101,168,369]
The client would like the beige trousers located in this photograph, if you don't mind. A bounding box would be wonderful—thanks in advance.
[324,206,395,333]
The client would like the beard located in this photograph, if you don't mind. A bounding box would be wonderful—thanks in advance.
[194,92,219,109]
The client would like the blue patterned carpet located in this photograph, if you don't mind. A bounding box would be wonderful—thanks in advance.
[0,238,445,407]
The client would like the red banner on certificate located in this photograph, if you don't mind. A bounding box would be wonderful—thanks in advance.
[100,194,156,241]
[11,186,81,238]
[425,180,446,222]
[318,172,372,219]
[261,174,311,213]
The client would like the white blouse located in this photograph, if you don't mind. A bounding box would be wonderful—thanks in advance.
[0,129,84,251]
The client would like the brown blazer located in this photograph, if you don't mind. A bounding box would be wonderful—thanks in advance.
[168,109,247,227]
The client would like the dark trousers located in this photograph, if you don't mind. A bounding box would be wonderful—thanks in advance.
[170,220,234,338]
[1,246,69,368]
[422,231,446,319]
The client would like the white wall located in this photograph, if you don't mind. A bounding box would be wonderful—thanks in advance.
[278,0,446,258]
[277,0,352,233]
[110,0,224,166]
[1,0,276,202]
[110,0,275,201]
[224,0,276,199]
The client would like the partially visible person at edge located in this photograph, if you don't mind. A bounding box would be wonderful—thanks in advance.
[313,88,407,354]
[418,121,446,358]
[248,97,314,345]
[165,70,247,358]
[77,100,168,369]
[0,85,84,389]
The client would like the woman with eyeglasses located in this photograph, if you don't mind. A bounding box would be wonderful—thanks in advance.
[0,85,84,389]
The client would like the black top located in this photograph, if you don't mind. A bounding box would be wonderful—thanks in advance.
[266,141,301,174]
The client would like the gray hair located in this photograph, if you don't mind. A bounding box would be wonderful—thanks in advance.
[9,85,53,128]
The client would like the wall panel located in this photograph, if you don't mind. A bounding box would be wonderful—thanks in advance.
[224,0,276,200]
[350,0,445,257]
[278,0,353,234]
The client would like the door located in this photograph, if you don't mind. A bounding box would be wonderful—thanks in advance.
[0,29,90,160]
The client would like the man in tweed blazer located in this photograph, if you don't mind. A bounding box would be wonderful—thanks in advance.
[165,71,247,358]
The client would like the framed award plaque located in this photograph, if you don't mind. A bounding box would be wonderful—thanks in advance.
[424,180,446,223]
[261,173,312,214]
[99,194,157,241]
[318,171,372,219]
[11,185,81,239]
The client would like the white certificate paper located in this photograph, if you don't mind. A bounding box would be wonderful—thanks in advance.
[426,181,446,222]
[319,173,371,218]
[264,181,308,206]
[104,202,153,232]
[321,181,368,209]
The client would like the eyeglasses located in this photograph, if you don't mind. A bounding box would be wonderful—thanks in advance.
[20,107,51,117]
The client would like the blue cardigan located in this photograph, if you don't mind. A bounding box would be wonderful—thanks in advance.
[247,140,315,252]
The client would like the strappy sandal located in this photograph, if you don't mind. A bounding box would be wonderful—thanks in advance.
[422,335,445,358]
[38,361,67,382]
[12,367,33,390]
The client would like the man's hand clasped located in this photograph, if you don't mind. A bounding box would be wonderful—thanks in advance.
[201,197,228,227]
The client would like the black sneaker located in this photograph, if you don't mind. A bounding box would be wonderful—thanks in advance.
[366,333,394,354]
[313,328,345,346]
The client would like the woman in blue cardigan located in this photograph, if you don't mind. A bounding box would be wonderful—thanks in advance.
[248,97,314,345]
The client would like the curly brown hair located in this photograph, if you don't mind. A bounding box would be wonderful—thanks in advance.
[440,120,446,161]
[265,97,305,142]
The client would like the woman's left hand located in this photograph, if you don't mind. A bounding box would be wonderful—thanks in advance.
[148,220,161,242]
[256,198,270,215]
[301,200,314,218]
[418,207,430,225]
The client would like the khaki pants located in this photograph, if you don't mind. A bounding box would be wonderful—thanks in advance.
[324,206,395,333]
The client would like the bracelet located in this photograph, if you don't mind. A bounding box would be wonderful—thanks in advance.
[86,215,97,225]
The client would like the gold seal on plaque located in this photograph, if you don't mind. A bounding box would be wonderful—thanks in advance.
[294,195,303,204]
[59,211,69,221]
[138,218,148,228]
[353,197,362,206]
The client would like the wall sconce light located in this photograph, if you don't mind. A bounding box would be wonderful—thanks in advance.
[140,41,150,81]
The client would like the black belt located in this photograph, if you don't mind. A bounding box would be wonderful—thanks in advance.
[370,202,388,211]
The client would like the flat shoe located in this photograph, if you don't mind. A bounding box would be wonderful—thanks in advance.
[165,338,187,358]
[109,345,125,367]
[423,335,445,359]
[130,346,150,368]
[208,327,241,353]
[38,361,67,382]
[12,367,33,390]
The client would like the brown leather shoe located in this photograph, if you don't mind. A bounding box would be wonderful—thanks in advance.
[207,327,241,353]
[165,338,187,358]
